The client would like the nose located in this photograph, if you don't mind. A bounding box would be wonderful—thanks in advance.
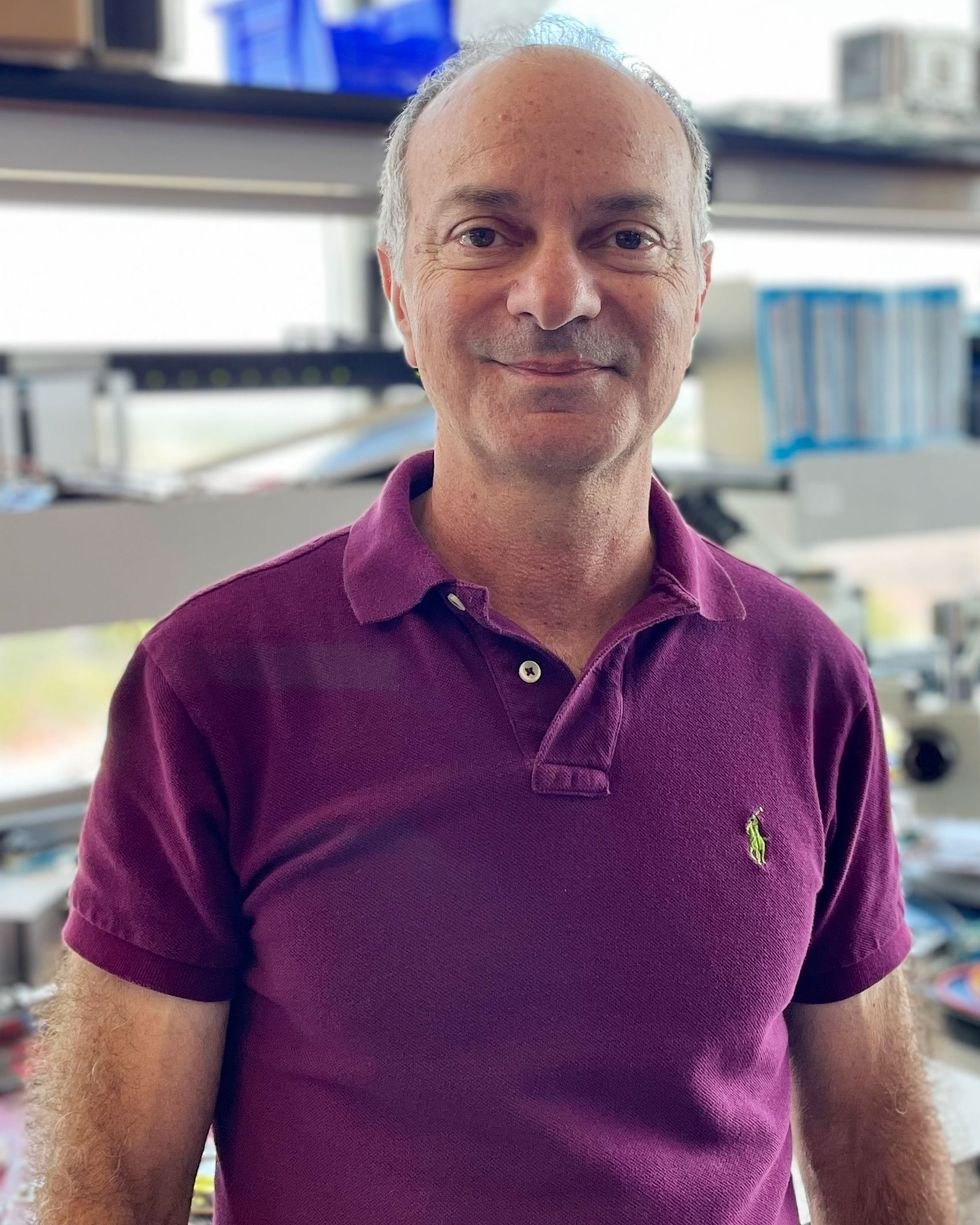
[505,238,602,331]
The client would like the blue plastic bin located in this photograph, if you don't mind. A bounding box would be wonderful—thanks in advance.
[330,0,456,96]
[214,0,338,92]
[213,0,456,96]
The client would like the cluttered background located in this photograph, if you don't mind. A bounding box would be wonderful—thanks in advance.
[2,0,980,1220]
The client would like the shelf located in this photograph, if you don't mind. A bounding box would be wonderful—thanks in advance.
[3,443,979,636]
[705,122,980,236]
[0,66,394,215]
[1,477,384,634]
[656,443,980,553]
[654,454,790,492]
[4,66,980,229]
[6,347,416,392]
[102,348,415,393]
[0,63,403,125]
[658,443,980,546]
[790,442,980,546]
[0,785,89,835]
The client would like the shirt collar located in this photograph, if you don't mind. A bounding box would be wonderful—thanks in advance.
[344,449,746,626]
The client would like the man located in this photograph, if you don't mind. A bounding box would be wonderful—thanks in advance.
[26,17,958,1225]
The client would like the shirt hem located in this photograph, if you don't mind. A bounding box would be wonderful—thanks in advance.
[62,907,240,1002]
[790,921,913,1004]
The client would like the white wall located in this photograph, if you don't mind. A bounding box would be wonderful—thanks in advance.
[552,0,975,108]
[0,207,364,349]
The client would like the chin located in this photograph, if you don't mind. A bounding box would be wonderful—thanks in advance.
[488,432,631,478]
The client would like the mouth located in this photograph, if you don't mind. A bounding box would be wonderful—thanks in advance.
[496,359,611,378]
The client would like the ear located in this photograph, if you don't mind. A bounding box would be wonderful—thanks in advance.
[377,246,418,369]
[694,240,713,330]
[688,240,714,366]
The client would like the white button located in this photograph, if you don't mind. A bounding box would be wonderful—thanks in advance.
[519,660,542,684]
[447,594,466,611]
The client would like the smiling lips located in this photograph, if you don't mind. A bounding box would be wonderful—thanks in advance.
[502,359,608,376]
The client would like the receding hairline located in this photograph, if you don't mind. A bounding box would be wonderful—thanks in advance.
[404,46,695,214]
[410,43,687,148]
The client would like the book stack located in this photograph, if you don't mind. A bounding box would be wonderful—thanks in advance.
[756,286,966,462]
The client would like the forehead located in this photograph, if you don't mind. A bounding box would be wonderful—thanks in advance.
[406,48,692,219]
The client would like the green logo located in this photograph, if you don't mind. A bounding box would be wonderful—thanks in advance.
[746,807,767,867]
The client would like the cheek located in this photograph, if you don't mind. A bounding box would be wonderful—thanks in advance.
[408,306,468,396]
[413,311,459,378]
[409,280,482,373]
[641,294,698,364]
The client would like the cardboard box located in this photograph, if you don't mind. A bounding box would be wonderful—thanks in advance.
[0,1,91,51]
[840,28,978,118]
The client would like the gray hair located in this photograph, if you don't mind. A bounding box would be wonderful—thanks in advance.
[377,15,711,287]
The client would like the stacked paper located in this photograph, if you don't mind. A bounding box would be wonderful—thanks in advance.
[756,286,966,462]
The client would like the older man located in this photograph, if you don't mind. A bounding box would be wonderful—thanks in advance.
[28,17,956,1225]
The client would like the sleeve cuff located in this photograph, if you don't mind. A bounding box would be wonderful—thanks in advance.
[791,921,914,1004]
[62,908,240,1002]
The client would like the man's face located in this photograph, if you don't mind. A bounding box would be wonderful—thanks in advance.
[379,48,713,480]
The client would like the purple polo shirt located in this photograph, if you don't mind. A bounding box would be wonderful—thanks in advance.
[64,448,911,1225]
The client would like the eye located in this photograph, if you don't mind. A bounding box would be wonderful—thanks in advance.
[458,227,501,249]
[610,230,655,251]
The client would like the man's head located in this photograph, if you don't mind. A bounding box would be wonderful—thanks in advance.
[377,17,714,482]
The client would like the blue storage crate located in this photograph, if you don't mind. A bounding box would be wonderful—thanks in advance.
[383,0,451,42]
[330,31,455,96]
[214,0,456,96]
[213,0,338,91]
[328,0,455,96]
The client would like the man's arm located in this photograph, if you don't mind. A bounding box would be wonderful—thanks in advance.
[787,965,959,1225]
[23,948,230,1225]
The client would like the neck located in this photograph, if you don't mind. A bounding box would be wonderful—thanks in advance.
[411,448,656,644]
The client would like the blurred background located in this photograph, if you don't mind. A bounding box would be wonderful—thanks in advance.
[1,1,980,1219]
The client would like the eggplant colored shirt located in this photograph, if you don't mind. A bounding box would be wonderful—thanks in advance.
[64,448,911,1225]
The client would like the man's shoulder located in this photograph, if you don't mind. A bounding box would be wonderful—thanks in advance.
[702,536,854,632]
[142,524,353,664]
[699,536,872,693]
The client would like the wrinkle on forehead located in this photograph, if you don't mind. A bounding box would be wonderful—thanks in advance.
[407,52,692,212]
[445,138,517,178]
[442,133,683,183]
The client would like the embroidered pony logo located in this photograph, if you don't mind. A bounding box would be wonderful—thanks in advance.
[746,807,767,867]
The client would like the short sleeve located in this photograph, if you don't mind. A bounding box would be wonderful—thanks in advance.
[792,680,912,1004]
[62,641,246,1001]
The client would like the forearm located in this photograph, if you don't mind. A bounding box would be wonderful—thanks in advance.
[26,1162,193,1225]
[795,1086,959,1225]
[23,1081,197,1225]
[22,991,198,1225]
[23,1136,195,1225]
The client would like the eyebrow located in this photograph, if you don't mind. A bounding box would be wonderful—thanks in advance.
[434,187,523,216]
[433,186,671,220]
[590,192,671,218]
